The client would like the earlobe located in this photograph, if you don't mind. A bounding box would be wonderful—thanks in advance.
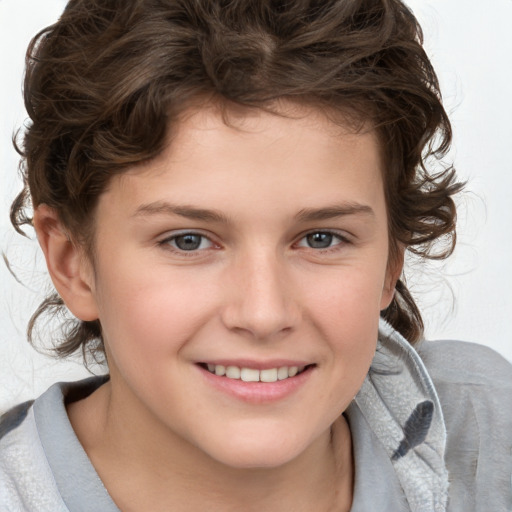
[33,204,99,322]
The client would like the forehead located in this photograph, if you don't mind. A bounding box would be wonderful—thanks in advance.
[167,99,376,155]
[105,102,385,223]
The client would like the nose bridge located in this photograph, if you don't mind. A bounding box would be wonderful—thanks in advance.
[222,246,299,339]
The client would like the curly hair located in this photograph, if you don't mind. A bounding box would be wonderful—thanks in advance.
[11,0,463,360]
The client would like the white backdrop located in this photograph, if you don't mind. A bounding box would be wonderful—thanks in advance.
[1,0,511,412]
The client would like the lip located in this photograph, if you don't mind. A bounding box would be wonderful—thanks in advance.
[196,362,316,404]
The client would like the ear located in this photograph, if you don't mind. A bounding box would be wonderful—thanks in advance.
[33,204,99,321]
[380,245,405,310]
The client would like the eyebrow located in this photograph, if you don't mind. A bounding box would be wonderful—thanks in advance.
[133,201,231,224]
[132,201,375,224]
[295,204,375,222]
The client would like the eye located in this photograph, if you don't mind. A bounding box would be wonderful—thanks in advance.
[296,231,347,250]
[160,232,214,252]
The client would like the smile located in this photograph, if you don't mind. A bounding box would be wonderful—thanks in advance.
[197,362,315,403]
[204,364,308,382]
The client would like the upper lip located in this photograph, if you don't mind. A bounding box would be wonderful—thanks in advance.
[198,359,314,370]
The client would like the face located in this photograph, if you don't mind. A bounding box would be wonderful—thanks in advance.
[82,103,398,468]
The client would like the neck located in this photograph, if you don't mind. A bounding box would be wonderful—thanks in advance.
[67,380,353,512]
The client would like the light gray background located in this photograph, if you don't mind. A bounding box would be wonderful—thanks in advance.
[1,0,511,412]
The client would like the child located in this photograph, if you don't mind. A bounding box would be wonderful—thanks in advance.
[1,0,511,511]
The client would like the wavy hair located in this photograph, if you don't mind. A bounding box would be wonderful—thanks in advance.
[11,0,463,360]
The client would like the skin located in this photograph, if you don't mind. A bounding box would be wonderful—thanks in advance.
[35,102,402,511]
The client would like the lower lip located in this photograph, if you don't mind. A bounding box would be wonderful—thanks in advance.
[197,365,315,404]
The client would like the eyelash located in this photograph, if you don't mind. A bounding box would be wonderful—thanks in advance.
[295,230,350,252]
[158,231,216,256]
[158,230,351,256]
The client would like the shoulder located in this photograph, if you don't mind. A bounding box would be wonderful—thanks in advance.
[418,339,512,387]
[0,394,68,511]
[418,340,512,512]
[417,339,512,445]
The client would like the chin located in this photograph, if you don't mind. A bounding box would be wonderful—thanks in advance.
[200,425,315,470]
[212,448,299,470]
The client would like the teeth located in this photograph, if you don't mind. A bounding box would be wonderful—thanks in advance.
[288,366,299,377]
[241,368,260,382]
[260,368,278,383]
[205,364,307,382]
[277,367,289,380]
[226,366,241,379]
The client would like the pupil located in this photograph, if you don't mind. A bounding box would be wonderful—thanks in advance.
[175,234,201,251]
[307,232,332,248]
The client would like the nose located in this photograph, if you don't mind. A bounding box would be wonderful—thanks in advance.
[220,250,301,340]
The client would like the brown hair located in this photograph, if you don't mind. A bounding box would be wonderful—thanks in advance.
[11,0,462,361]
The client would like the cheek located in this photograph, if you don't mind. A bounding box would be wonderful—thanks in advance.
[93,260,218,362]
[305,263,387,328]
[303,266,383,386]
